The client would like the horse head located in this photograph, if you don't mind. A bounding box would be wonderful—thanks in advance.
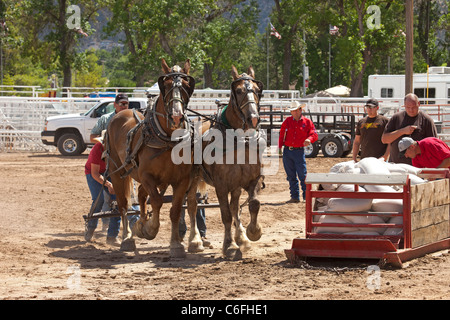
[229,66,263,131]
[158,59,195,131]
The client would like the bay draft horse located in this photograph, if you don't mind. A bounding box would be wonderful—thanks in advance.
[106,59,203,257]
[193,65,265,259]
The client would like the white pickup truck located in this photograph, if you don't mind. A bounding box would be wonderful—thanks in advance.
[41,98,148,156]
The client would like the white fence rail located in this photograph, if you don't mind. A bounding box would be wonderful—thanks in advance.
[1,94,449,153]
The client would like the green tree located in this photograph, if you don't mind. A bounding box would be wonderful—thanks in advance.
[96,48,136,87]
[190,0,260,88]
[104,0,205,86]
[14,0,104,87]
[104,0,258,88]
[330,0,406,96]
[416,0,449,70]
[73,49,108,87]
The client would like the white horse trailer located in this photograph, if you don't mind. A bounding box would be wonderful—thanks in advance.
[368,66,450,105]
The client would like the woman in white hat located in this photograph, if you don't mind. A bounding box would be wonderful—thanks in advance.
[278,101,318,203]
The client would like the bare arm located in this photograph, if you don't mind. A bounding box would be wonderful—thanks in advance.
[91,163,115,194]
[380,143,391,161]
[90,134,100,144]
[381,125,417,144]
[352,135,361,162]
[437,157,450,169]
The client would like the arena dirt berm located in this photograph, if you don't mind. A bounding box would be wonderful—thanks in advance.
[0,152,449,300]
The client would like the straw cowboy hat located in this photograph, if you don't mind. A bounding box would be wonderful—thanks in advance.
[288,101,306,111]
[93,130,107,144]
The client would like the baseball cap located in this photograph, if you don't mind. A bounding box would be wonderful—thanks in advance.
[398,137,415,157]
[365,98,379,108]
[288,101,306,111]
[115,93,129,104]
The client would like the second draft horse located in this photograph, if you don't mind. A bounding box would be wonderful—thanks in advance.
[198,65,266,259]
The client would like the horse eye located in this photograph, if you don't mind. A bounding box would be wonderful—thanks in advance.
[236,88,243,95]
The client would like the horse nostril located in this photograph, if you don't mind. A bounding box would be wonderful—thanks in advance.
[247,116,258,128]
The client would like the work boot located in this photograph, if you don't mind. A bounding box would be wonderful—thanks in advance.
[84,227,95,242]
[106,236,121,247]
[286,198,300,204]
[202,236,212,248]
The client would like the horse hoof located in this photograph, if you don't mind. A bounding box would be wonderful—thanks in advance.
[120,239,136,252]
[223,244,239,259]
[143,224,159,240]
[233,249,243,261]
[132,221,145,238]
[239,240,252,253]
[246,223,262,241]
[170,246,187,259]
[188,241,204,253]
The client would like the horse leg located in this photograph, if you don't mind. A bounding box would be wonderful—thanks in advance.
[216,188,239,259]
[142,188,162,240]
[168,183,190,258]
[134,174,161,240]
[132,184,149,238]
[230,188,251,254]
[186,184,204,253]
[246,179,263,241]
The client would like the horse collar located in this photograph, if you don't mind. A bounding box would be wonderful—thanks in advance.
[220,105,231,128]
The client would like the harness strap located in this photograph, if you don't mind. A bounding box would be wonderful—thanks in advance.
[120,109,145,178]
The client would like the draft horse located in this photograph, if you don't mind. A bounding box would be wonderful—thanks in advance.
[106,59,203,257]
[197,65,265,259]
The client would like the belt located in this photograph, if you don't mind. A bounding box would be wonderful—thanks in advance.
[287,146,303,151]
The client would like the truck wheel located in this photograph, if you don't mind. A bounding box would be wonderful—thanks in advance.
[321,137,343,157]
[305,141,320,158]
[57,133,86,156]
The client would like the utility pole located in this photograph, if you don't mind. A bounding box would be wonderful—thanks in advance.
[405,0,414,95]
[267,25,270,90]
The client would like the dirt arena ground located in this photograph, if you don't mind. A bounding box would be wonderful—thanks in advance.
[0,150,449,302]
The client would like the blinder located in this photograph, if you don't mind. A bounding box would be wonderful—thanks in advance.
[158,72,195,99]
[231,75,263,108]
[231,75,264,113]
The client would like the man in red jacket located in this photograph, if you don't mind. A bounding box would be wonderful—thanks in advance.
[398,136,450,168]
[278,101,318,203]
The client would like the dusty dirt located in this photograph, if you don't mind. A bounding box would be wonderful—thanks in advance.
[0,151,449,302]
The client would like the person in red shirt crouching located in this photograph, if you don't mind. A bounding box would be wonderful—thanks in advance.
[398,136,450,168]
[278,101,318,203]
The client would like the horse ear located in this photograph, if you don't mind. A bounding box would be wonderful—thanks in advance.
[247,66,255,79]
[183,59,191,75]
[231,65,239,80]
[161,58,171,74]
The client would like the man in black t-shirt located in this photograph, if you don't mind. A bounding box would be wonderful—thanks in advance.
[381,93,437,164]
[352,98,390,162]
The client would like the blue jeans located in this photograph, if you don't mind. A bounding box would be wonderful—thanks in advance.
[283,148,307,200]
[86,174,121,238]
[179,208,207,238]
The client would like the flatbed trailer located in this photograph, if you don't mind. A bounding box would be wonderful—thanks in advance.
[259,106,361,157]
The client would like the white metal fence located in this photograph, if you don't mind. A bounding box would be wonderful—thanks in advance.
[0,97,98,152]
[1,93,449,153]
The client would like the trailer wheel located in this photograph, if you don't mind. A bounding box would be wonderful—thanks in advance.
[321,137,344,157]
[305,141,320,158]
